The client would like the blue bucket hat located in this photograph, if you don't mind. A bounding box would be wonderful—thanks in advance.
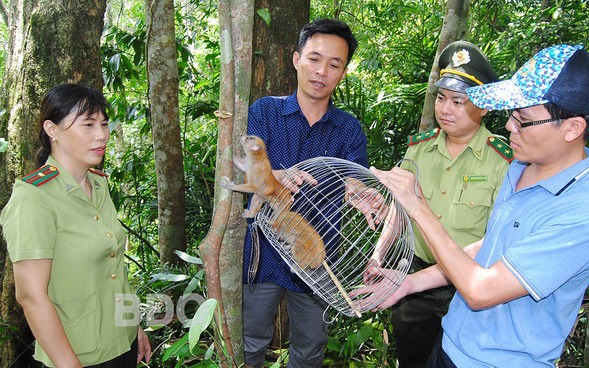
[467,44,589,115]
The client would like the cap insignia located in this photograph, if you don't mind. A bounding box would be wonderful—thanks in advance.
[452,49,471,67]
[408,128,441,146]
[21,165,60,186]
[487,136,514,163]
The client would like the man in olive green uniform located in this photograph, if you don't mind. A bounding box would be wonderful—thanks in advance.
[392,41,512,367]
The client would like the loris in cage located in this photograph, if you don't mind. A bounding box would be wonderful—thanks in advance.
[221,135,325,269]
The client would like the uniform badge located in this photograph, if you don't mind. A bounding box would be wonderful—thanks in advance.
[21,165,60,186]
[487,136,514,163]
[407,128,441,146]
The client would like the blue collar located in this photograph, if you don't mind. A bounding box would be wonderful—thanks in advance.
[281,91,343,126]
[510,147,589,196]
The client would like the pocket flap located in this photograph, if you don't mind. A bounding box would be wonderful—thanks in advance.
[54,292,97,326]
[453,186,493,208]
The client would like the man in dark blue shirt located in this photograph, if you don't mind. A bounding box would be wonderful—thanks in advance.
[242,18,368,368]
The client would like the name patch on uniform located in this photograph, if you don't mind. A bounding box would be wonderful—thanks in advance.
[463,175,487,182]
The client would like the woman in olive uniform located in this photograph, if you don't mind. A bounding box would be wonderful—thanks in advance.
[0,84,151,367]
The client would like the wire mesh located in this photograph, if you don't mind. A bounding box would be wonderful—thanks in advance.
[253,157,414,317]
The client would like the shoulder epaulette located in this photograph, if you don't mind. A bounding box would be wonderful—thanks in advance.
[21,165,60,186]
[88,168,108,177]
[487,136,514,163]
[407,128,441,146]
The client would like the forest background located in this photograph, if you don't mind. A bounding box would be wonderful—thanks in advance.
[0,0,588,367]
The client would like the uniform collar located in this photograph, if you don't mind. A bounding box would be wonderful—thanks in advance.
[429,125,489,160]
[282,90,342,126]
[45,156,102,196]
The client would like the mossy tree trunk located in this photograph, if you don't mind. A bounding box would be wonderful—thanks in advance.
[0,1,106,366]
[145,0,187,266]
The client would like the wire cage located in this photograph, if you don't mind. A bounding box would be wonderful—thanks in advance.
[252,157,415,317]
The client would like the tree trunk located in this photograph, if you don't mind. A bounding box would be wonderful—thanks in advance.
[250,0,308,102]
[0,1,105,366]
[218,0,255,365]
[250,0,310,352]
[419,0,470,132]
[199,0,239,365]
[145,0,187,265]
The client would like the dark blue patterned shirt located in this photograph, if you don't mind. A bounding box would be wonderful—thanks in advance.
[243,91,368,293]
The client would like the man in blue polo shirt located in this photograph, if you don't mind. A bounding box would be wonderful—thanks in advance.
[242,19,368,368]
[361,44,589,367]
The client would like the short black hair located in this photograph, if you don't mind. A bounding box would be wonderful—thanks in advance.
[297,18,358,65]
[546,103,589,141]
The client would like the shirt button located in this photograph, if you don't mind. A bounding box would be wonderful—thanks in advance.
[115,297,121,303]
[109,252,116,258]
[441,190,446,195]
[106,232,113,238]
[111,274,117,279]
[469,201,475,206]
[446,167,451,171]
[437,214,442,219]
[94,215,100,221]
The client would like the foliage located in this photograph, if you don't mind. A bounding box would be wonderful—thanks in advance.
[101,0,220,258]
[130,250,227,367]
[0,322,16,344]
[325,312,394,367]
[559,298,589,367]
[99,1,222,365]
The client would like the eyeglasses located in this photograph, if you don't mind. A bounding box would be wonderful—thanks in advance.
[508,111,561,133]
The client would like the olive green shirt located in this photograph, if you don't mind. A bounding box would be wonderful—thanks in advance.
[403,126,511,263]
[0,157,137,367]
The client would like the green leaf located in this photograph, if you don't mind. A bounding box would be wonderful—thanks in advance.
[109,54,121,72]
[204,342,215,360]
[162,334,188,362]
[183,276,200,296]
[175,250,203,264]
[257,8,271,27]
[188,298,219,351]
